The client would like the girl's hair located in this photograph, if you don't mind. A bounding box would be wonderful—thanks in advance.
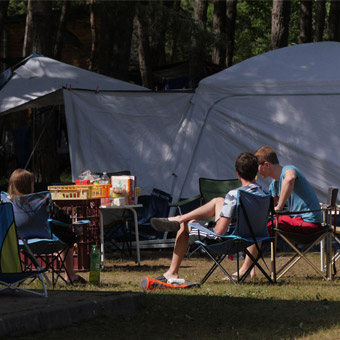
[8,169,34,197]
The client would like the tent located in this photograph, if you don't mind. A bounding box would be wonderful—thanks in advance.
[1,43,340,204]
[0,54,148,114]
[0,55,195,199]
[180,41,340,202]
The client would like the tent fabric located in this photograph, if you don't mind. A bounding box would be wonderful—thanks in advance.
[1,43,340,204]
[63,89,194,197]
[182,41,340,202]
[0,55,148,115]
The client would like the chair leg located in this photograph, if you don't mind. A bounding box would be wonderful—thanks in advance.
[243,245,274,283]
[276,233,330,280]
[271,237,277,282]
[199,247,233,285]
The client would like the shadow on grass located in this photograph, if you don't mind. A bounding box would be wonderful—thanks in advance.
[36,291,340,340]
[114,293,340,340]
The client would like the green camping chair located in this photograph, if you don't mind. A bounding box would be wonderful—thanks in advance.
[170,178,241,217]
[0,202,48,297]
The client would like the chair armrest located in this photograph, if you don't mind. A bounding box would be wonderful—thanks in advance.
[169,195,201,208]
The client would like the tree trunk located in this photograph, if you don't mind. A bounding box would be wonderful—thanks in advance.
[299,0,313,43]
[169,0,181,64]
[88,0,96,71]
[97,1,135,81]
[149,1,169,68]
[327,0,340,41]
[23,0,53,57]
[23,0,59,182]
[314,0,326,42]
[110,2,136,81]
[225,0,237,68]
[136,2,154,89]
[270,0,291,50]
[0,1,9,71]
[189,0,208,88]
[54,0,70,60]
[212,0,226,68]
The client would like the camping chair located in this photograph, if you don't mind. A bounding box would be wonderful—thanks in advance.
[170,178,241,215]
[0,202,48,297]
[1,191,81,287]
[320,187,339,275]
[273,187,337,281]
[189,190,274,285]
[170,178,241,256]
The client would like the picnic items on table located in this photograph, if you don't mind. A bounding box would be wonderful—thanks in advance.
[48,171,139,207]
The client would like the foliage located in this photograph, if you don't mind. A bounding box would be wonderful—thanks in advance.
[7,0,26,16]
[234,0,272,65]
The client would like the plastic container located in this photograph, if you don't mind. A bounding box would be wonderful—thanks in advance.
[100,172,110,184]
[89,245,100,285]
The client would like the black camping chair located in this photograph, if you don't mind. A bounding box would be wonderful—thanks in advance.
[190,190,275,285]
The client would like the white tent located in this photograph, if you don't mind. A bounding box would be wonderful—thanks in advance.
[0,54,148,114]
[181,41,340,202]
[1,43,340,204]
[0,55,194,199]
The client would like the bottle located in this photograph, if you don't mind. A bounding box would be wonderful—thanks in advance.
[89,244,100,285]
[100,172,110,184]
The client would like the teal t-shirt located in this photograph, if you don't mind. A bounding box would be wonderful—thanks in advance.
[269,165,322,223]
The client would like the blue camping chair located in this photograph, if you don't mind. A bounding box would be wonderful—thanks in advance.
[189,190,275,285]
[0,202,48,297]
[1,191,87,287]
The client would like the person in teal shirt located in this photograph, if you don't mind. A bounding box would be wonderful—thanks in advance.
[255,146,322,234]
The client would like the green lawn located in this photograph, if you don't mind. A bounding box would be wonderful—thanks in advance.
[12,250,340,340]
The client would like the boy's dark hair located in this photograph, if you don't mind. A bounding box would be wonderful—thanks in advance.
[235,152,258,181]
[254,146,279,165]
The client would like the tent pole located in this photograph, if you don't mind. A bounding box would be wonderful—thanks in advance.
[24,105,56,170]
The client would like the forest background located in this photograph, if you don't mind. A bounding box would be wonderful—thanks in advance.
[0,0,339,185]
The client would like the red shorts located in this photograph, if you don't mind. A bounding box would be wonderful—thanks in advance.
[267,215,322,235]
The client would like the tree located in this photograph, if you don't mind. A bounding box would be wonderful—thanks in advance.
[270,0,291,50]
[136,1,154,89]
[189,0,208,88]
[88,0,96,71]
[148,1,170,69]
[314,0,326,42]
[327,0,340,41]
[22,0,59,182]
[225,0,237,67]
[298,0,313,44]
[53,0,70,60]
[23,0,53,57]
[0,1,9,71]
[212,0,226,68]
[96,1,136,81]
[169,0,182,64]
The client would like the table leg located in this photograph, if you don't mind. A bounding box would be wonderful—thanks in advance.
[99,209,105,269]
[129,208,140,265]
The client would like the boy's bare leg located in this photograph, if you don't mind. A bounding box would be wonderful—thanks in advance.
[162,222,190,280]
[169,197,224,224]
[161,197,225,281]
[222,243,260,280]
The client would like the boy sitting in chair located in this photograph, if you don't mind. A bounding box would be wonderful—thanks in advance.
[150,152,267,283]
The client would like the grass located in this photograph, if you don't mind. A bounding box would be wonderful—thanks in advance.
[11,249,340,340]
